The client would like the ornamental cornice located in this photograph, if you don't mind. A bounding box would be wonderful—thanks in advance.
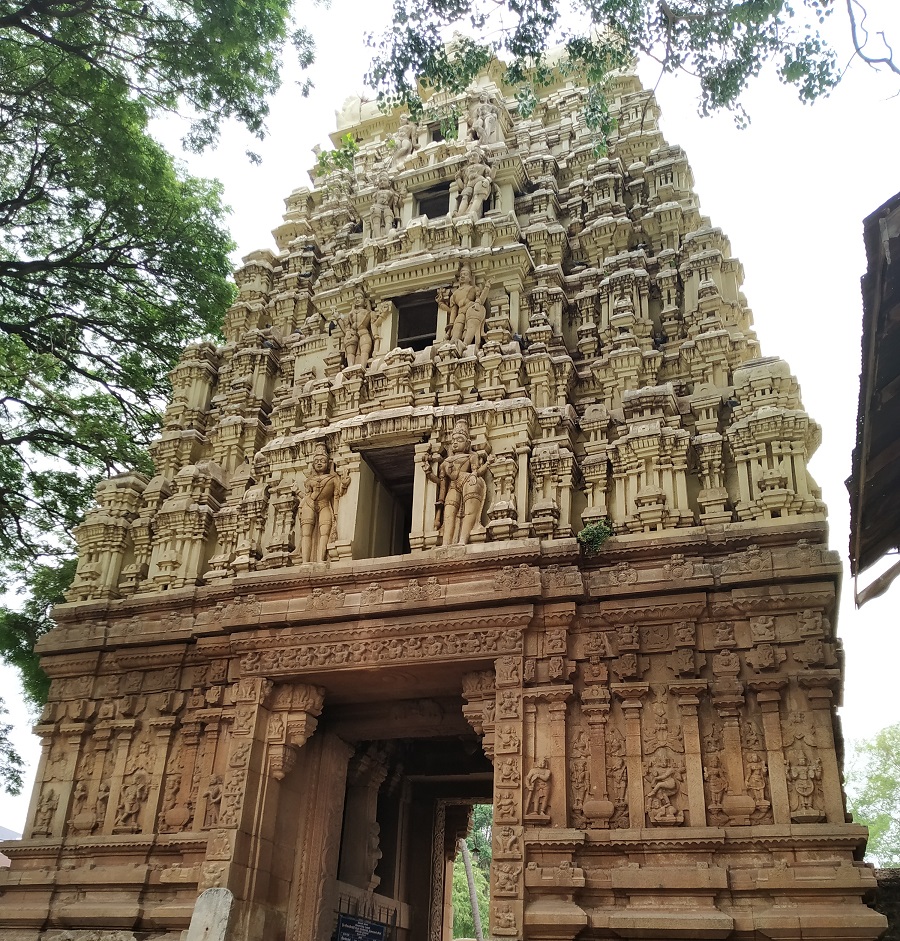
[589,594,709,624]
[238,622,525,677]
[228,607,531,649]
[724,585,835,613]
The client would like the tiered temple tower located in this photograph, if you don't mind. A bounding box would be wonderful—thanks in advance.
[0,65,884,941]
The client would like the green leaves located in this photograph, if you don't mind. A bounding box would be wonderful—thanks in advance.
[0,0,311,790]
[846,723,900,866]
[367,0,844,130]
[315,133,361,175]
[452,803,492,938]
[577,519,615,554]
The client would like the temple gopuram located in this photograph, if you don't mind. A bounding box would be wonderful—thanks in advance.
[0,62,885,941]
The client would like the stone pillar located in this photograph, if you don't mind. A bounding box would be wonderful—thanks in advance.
[287,731,355,941]
[338,747,390,891]
[521,686,572,828]
[613,684,648,827]
[749,679,790,824]
[515,443,532,539]
[23,723,57,839]
[192,716,222,832]
[671,682,707,827]
[581,683,613,826]
[410,440,434,552]
[105,720,137,832]
[145,716,178,832]
[800,674,846,824]
[334,449,361,561]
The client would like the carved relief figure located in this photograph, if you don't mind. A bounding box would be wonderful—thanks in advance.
[498,757,520,786]
[33,789,58,834]
[437,264,492,349]
[299,443,349,563]
[368,173,401,239]
[422,419,490,546]
[704,753,728,808]
[71,781,88,817]
[524,757,552,816]
[115,773,149,831]
[571,756,589,810]
[340,289,374,368]
[496,825,521,855]
[95,782,110,823]
[644,754,685,824]
[788,754,823,812]
[745,751,768,805]
[495,904,517,931]
[203,774,224,828]
[607,728,628,806]
[495,792,517,821]
[452,147,494,220]
[367,822,383,888]
[495,863,520,893]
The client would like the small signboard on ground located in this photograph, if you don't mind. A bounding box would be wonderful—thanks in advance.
[335,913,388,941]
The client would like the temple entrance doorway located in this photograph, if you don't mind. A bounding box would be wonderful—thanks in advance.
[283,685,493,941]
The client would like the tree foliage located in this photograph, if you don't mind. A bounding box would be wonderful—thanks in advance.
[452,855,489,939]
[0,702,23,795]
[368,0,897,137]
[846,723,900,866]
[0,0,315,791]
[452,804,492,938]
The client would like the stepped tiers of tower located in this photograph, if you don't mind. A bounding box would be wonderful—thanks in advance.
[0,69,883,941]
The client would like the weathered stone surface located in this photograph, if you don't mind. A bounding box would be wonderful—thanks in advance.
[0,63,882,941]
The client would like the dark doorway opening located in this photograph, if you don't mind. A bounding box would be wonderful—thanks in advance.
[356,444,415,558]
[394,292,438,352]
[416,182,451,220]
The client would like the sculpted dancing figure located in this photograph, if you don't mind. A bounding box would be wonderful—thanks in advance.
[437,264,492,349]
[422,419,489,546]
[299,444,348,563]
[340,289,374,368]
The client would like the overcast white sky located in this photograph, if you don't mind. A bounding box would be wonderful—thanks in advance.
[1,0,899,833]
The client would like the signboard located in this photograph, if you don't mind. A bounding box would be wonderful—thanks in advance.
[335,913,387,941]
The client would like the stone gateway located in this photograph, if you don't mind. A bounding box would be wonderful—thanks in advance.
[0,66,884,941]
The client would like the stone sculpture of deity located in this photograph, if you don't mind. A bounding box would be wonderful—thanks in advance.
[452,146,494,221]
[339,289,374,368]
[471,93,501,145]
[390,113,417,166]
[437,264,492,349]
[524,757,552,816]
[422,419,490,546]
[368,172,401,239]
[299,443,349,563]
